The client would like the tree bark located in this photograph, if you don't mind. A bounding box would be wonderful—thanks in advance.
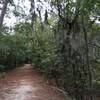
[82,14,93,100]
[0,0,9,28]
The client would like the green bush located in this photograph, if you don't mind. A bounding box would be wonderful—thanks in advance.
[0,22,33,70]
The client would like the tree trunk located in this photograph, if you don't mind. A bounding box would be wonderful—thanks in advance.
[82,14,93,100]
[0,0,9,28]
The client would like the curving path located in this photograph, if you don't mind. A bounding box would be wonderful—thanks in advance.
[0,64,65,100]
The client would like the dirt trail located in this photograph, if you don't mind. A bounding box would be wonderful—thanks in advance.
[0,64,65,100]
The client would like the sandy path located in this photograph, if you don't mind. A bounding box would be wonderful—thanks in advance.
[0,64,65,100]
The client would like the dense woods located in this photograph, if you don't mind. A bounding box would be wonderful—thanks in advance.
[0,0,100,100]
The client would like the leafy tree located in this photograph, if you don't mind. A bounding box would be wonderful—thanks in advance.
[30,0,100,100]
[0,0,100,100]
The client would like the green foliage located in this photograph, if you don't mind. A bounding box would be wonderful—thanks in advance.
[0,22,33,70]
[30,0,100,99]
[0,0,100,99]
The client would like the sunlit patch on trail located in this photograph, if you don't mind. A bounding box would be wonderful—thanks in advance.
[2,81,39,100]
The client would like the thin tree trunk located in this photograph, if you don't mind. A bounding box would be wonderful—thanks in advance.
[0,0,9,28]
[82,14,93,100]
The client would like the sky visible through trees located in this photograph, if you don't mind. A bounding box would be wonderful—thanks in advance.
[1,0,52,27]
[0,0,100,26]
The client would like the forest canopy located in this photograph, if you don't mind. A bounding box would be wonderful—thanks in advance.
[0,0,100,100]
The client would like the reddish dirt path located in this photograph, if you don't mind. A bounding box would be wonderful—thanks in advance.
[0,64,65,100]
